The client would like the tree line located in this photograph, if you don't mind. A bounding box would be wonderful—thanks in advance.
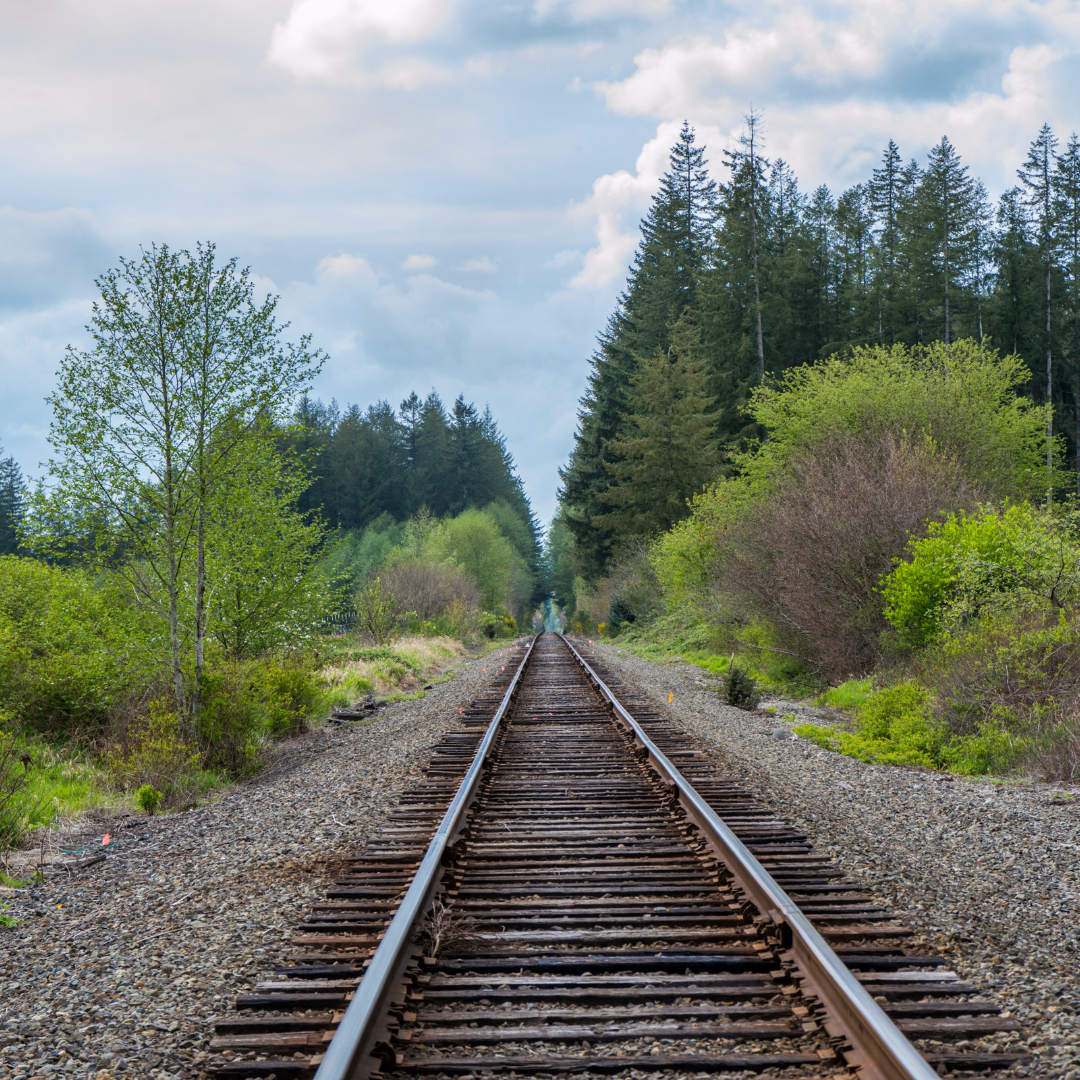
[559,119,1080,579]
[284,391,543,601]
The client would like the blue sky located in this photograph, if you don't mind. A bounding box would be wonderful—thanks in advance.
[2,0,1079,525]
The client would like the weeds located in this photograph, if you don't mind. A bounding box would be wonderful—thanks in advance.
[415,895,480,956]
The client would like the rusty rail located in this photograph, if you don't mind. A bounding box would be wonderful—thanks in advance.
[314,636,536,1080]
[559,634,939,1080]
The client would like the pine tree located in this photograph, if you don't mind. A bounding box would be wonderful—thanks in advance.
[560,122,717,578]
[0,449,25,555]
[834,184,875,344]
[1019,123,1060,482]
[923,136,979,345]
[721,110,768,381]
[1054,133,1080,491]
[870,140,904,341]
[594,321,718,538]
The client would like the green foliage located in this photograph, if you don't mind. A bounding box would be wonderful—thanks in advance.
[0,557,155,736]
[543,511,577,614]
[322,514,407,592]
[0,721,36,850]
[723,666,760,709]
[106,702,205,796]
[204,426,331,658]
[744,340,1053,499]
[815,678,875,710]
[196,657,324,775]
[27,242,324,717]
[559,123,716,579]
[135,784,162,815]
[427,509,531,614]
[881,503,1080,649]
[595,321,718,540]
[355,576,402,645]
[795,678,1035,774]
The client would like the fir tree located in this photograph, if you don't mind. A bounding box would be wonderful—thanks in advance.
[594,321,718,538]
[1054,133,1080,492]
[923,136,979,345]
[560,122,717,578]
[1019,123,1060,480]
[870,140,903,341]
[0,449,25,555]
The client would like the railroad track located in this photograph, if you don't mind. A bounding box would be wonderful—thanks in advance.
[206,634,1026,1080]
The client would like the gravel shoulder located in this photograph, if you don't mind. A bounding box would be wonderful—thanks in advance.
[585,641,1080,1079]
[0,643,523,1080]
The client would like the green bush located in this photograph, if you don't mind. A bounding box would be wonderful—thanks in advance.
[106,701,204,796]
[795,677,1036,774]
[0,721,37,850]
[0,557,155,736]
[135,784,162,815]
[881,503,1079,649]
[260,663,323,738]
[724,666,760,709]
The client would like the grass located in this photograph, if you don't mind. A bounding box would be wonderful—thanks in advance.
[607,613,816,696]
[814,677,876,710]
[318,634,469,700]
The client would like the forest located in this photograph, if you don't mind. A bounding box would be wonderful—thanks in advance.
[554,119,1080,782]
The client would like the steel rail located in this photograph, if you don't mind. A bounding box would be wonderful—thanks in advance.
[314,636,537,1080]
[559,634,940,1080]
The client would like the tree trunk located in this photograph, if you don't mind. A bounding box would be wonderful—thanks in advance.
[1047,262,1053,502]
[193,499,206,715]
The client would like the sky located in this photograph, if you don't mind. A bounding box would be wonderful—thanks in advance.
[2,0,1079,526]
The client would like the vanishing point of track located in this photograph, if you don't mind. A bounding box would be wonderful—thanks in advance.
[204,634,1026,1080]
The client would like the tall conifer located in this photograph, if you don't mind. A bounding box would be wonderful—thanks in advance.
[560,122,716,578]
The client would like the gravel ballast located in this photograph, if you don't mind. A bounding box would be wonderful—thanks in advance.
[0,645,522,1080]
[582,641,1080,1079]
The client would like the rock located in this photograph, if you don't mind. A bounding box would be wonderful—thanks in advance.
[770,728,792,741]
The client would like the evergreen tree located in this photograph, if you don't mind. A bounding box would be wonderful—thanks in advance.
[870,140,903,341]
[1019,123,1060,478]
[595,321,718,538]
[0,449,26,555]
[922,136,979,344]
[415,391,454,515]
[560,122,717,578]
[834,184,875,344]
[1054,133,1080,490]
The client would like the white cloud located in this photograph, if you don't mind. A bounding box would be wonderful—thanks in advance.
[316,253,380,287]
[534,0,673,21]
[268,0,456,84]
[457,255,497,272]
[569,120,681,287]
[547,249,583,268]
[403,253,438,270]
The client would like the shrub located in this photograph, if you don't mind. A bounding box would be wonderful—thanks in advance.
[259,662,322,738]
[0,720,37,850]
[729,430,986,679]
[724,666,761,709]
[105,701,204,797]
[0,557,155,737]
[355,576,402,645]
[380,559,481,622]
[745,339,1054,500]
[881,503,1080,649]
[657,340,1058,681]
[135,784,162,815]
